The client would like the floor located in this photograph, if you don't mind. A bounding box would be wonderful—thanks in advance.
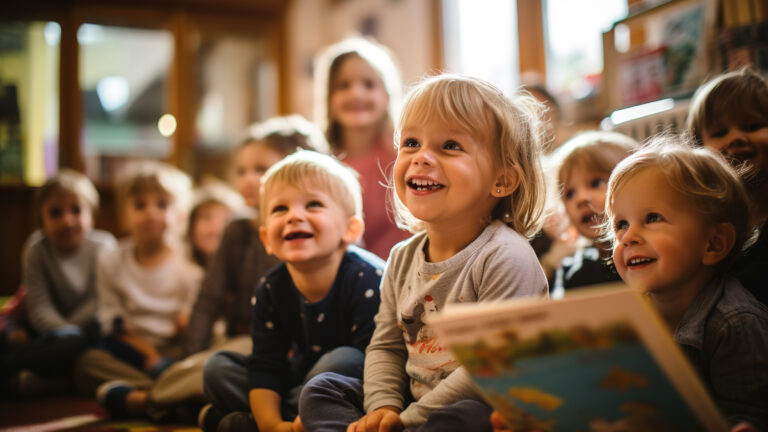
[0,396,201,432]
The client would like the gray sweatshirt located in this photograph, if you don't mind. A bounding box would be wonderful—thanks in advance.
[23,229,117,334]
[363,220,548,426]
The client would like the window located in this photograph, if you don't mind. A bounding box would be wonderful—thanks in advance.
[0,20,60,185]
[78,24,173,181]
[441,0,519,96]
[543,0,627,100]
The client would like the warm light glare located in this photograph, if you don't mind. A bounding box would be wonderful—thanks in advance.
[158,114,177,137]
[609,98,675,125]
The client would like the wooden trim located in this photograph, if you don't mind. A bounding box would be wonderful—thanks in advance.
[59,10,83,171]
[516,0,547,77]
[431,0,445,71]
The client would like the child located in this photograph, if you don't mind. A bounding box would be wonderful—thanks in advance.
[89,160,201,416]
[314,36,410,259]
[200,150,384,432]
[548,131,637,298]
[121,116,330,422]
[605,136,767,429]
[687,68,768,305]
[300,73,549,432]
[187,178,245,268]
[1,169,116,395]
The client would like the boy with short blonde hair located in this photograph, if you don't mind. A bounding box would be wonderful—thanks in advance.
[201,150,384,432]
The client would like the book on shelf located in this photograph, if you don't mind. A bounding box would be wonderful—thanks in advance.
[427,283,729,432]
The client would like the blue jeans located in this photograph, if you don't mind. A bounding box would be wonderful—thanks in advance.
[299,372,493,432]
[203,346,365,421]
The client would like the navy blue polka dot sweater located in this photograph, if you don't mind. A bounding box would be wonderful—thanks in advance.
[246,245,385,395]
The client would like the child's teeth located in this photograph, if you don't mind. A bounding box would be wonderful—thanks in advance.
[629,257,652,265]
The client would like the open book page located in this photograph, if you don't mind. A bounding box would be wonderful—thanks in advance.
[428,283,729,432]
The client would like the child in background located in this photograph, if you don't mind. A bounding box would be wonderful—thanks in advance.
[92,160,201,417]
[314,36,410,259]
[548,131,637,298]
[687,68,768,305]
[187,178,246,269]
[300,73,549,432]
[113,116,330,423]
[0,169,116,396]
[200,150,384,432]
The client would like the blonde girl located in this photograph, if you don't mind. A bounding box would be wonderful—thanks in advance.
[300,73,549,432]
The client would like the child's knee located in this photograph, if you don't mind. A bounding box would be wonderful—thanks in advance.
[202,352,231,386]
[315,346,364,378]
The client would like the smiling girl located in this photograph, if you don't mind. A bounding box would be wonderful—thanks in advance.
[299,73,550,432]
[314,37,409,259]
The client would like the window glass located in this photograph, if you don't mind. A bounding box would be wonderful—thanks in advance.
[0,21,60,185]
[544,0,627,100]
[442,0,519,96]
[78,24,173,180]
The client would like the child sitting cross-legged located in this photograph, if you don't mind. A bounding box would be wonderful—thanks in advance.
[300,73,549,432]
[200,150,385,432]
[80,161,202,417]
[492,134,768,432]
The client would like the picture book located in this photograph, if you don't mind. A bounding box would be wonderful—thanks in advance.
[427,283,729,432]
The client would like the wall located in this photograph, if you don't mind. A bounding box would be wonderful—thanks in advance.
[285,0,437,120]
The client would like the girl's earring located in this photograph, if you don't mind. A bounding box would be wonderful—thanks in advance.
[496,188,501,193]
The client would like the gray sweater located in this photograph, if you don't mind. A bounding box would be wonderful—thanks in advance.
[23,229,117,334]
[363,221,548,426]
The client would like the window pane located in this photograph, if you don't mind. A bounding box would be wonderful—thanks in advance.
[193,31,272,179]
[442,0,518,96]
[79,24,173,180]
[544,0,627,100]
[0,20,60,185]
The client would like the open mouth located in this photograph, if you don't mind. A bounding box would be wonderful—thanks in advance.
[407,178,445,192]
[580,212,600,226]
[284,231,313,240]
[627,257,656,267]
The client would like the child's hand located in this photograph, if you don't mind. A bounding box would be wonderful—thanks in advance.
[347,407,403,432]
[292,415,305,432]
[175,313,189,336]
[490,411,511,432]
[731,422,757,432]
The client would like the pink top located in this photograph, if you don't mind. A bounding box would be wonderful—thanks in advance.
[341,143,411,259]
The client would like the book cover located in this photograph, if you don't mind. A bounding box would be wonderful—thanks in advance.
[428,284,729,432]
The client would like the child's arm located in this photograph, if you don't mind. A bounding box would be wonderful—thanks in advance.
[249,388,304,432]
[361,264,411,416]
[183,224,239,354]
[706,309,768,429]
[23,242,76,334]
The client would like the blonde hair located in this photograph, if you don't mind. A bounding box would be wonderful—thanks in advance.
[393,73,547,238]
[260,150,362,224]
[550,130,638,194]
[36,169,100,219]
[116,160,193,229]
[604,134,754,269]
[687,68,768,143]
[314,36,402,152]
[241,114,330,156]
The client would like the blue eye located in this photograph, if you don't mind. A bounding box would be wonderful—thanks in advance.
[646,212,662,223]
[402,138,419,148]
[443,140,461,151]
